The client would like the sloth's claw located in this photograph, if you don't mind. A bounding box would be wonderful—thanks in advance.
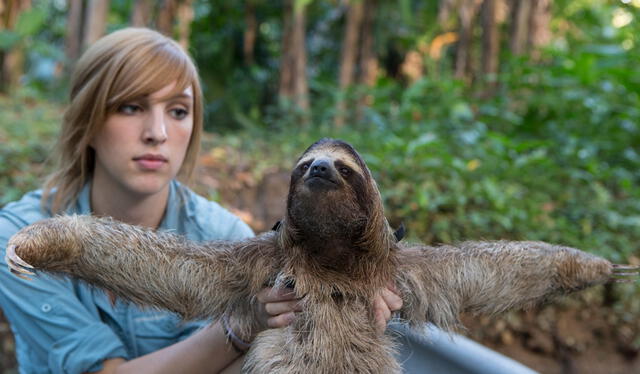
[613,264,640,271]
[5,245,35,280]
[611,264,640,283]
[10,268,33,281]
[8,245,34,269]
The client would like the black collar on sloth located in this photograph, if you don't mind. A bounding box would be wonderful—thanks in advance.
[271,220,283,232]
[393,223,406,242]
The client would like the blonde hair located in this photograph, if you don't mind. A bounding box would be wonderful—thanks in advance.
[43,28,203,213]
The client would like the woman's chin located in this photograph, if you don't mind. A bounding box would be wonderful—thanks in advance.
[127,176,172,197]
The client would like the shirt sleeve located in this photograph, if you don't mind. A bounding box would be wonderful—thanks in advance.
[186,191,255,242]
[225,216,255,241]
[175,319,208,343]
[0,211,128,374]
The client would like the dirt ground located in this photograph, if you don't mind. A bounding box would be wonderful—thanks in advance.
[0,159,637,373]
[464,305,640,374]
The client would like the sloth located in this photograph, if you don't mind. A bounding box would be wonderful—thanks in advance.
[6,138,639,373]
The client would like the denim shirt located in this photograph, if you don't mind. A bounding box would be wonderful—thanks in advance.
[0,180,254,374]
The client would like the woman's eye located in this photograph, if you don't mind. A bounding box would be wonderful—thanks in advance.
[170,108,189,120]
[117,104,142,115]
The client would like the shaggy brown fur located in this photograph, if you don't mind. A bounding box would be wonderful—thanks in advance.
[6,138,638,374]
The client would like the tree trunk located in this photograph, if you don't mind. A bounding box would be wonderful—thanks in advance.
[338,0,364,89]
[131,0,152,27]
[278,0,309,112]
[65,0,84,64]
[157,0,176,36]
[481,0,499,76]
[244,0,257,65]
[527,0,551,58]
[175,0,193,49]
[509,0,531,56]
[356,0,377,121]
[83,0,109,49]
[0,0,31,92]
[455,0,482,80]
[336,0,364,127]
[438,0,458,30]
[278,0,294,99]
[291,3,309,110]
[358,0,377,87]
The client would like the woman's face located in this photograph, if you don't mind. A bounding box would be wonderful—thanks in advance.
[91,82,194,198]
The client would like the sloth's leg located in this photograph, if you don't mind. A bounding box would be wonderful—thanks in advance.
[396,241,638,331]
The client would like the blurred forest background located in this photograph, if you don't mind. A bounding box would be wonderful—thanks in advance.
[1,0,640,373]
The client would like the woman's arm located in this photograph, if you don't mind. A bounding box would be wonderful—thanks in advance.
[88,286,309,374]
[90,321,240,374]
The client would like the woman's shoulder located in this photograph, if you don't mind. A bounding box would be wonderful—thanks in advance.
[172,182,254,242]
[0,189,50,233]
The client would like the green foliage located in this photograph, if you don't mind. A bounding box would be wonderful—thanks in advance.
[0,8,46,50]
[0,97,60,207]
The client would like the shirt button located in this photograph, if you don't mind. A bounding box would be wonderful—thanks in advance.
[41,304,52,313]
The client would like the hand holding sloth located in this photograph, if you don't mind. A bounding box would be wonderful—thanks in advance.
[6,139,638,374]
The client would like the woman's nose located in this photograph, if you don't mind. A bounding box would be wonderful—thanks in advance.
[142,110,168,145]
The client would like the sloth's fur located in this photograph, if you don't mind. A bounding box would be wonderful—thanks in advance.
[8,138,617,373]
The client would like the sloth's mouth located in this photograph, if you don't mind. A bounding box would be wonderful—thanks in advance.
[305,176,338,188]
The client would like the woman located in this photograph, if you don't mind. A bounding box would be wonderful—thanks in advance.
[0,28,401,373]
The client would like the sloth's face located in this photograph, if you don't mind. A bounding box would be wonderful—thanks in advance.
[286,139,374,243]
[292,141,368,203]
[296,148,364,191]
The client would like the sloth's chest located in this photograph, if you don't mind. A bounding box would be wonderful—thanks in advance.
[272,258,387,298]
[247,299,398,374]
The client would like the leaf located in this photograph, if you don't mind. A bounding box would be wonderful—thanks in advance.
[15,8,47,37]
[467,159,481,171]
[0,31,21,50]
[406,132,437,154]
[294,0,312,13]
[450,101,473,121]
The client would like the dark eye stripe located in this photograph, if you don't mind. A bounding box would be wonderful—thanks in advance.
[299,158,314,171]
[334,160,353,177]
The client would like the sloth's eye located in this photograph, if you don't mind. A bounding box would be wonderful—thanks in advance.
[338,167,351,177]
[301,163,310,172]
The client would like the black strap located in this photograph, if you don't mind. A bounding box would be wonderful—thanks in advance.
[271,220,282,232]
[393,223,406,242]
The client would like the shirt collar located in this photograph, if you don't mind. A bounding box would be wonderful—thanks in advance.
[70,180,182,232]
[158,180,181,232]
[72,182,92,215]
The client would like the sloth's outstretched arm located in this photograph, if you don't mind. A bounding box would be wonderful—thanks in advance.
[396,241,638,331]
[5,215,279,322]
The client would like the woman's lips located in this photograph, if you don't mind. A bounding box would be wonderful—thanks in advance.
[133,154,167,170]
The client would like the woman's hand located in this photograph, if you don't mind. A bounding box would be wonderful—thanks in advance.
[256,287,303,329]
[254,282,402,337]
[373,283,403,334]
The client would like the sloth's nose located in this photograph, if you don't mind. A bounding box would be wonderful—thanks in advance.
[309,159,332,179]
